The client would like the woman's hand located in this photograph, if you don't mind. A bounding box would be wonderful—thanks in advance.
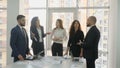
[80,48,83,57]
[46,32,51,35]
[80,52,83,57]
[27,52,32,56]
[64,47,70,56]
[31,32,35,38]
[77,40,83,45]
[52,37,61,41]
[64,51,68,56]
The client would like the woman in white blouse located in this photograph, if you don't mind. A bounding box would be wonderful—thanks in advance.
[51,19,67,56]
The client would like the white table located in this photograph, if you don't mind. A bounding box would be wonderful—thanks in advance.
[7,56,86,68]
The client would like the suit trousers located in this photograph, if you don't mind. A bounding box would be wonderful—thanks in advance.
[86,58,96,68]
[14,57,19,62]
[32,42,45,56]
[52,42,63,56]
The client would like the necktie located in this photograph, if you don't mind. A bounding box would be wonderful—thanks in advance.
[22,28,27,43]
[22,28,26,36]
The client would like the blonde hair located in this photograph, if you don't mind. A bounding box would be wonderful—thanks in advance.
[54,19,64,30]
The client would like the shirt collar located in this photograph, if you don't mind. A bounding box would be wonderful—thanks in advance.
[89,25,95,29]
[87,25,95,32]
[18,24,23,30]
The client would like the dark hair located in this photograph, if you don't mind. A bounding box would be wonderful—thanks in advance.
[30,17,39,29]
[54,19,64,30]
[17,15,25,20]
[69,20,82,36]
[89,16,97,23]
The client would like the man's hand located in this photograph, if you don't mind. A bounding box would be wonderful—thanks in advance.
[18,54,24,61]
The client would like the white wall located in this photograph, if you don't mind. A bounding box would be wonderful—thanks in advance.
[7,0,25,64]
[116,0,120,68]
[109,0,120,68]
[7,0,19,64]
[108,0,118,68]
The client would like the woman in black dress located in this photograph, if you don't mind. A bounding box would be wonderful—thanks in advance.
[65,20,84,57]
[30,17,50,56]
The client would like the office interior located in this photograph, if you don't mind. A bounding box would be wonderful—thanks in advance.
[0,0,120,68]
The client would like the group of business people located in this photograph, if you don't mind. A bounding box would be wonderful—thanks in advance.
[10,14,100,68]
[50,16,100,68]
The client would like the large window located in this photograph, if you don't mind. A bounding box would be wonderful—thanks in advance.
[79,0,109,7]
[48,0,76,7]
[25,0,109,68]
[0,0,7,68]
[0,0,110,68]
[0,29,2,36]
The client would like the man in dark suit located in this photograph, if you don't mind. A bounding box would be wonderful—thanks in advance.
[10,15,31,62]
[81,16,100,68]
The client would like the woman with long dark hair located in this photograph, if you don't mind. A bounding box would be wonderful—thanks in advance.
[65,20,84,57]
[51,19,67,56]
[30,17,50,56]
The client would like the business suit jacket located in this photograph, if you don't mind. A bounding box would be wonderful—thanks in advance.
[10,25,29,58]
[82,26,100,59]
[30,26,46,55]
[67,30,84,57]
[68,30,84,47]
[30,26,46,44]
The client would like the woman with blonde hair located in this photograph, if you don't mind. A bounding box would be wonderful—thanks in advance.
[51,19,67,56]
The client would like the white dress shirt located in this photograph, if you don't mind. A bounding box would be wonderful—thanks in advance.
[87,25,95,33]
[18,24,26,36]
[51,28,67,44]
[37,28,42,42]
